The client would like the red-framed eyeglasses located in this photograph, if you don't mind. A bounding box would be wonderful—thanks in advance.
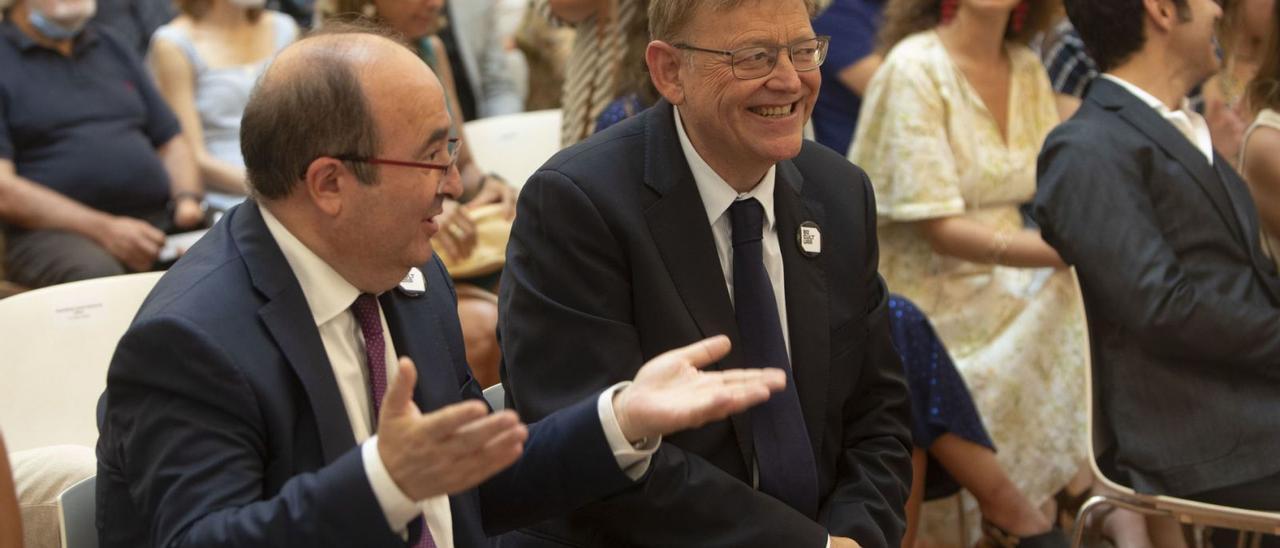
[334,138,462,173]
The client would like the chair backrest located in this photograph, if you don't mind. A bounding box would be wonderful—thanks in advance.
[482,383,506,411]
[57,474,96,548]
[462,109,562,191]
[1070,269,1280,535]
[0,272,164,452]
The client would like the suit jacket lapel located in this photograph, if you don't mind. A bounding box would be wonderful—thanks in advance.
[1094,80,1250,245]
[235,201,356,464]
[379,288,463,412]
[774,161,829,457]
[641,101,754,464]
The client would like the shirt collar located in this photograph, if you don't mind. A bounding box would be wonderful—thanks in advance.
[260,205,364,327]
[1100,73,1197,118]
[673,105,778,230]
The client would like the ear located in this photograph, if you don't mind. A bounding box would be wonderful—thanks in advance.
[1143,0,1178,33]
[647,40,687,105]
[302,157,349,217]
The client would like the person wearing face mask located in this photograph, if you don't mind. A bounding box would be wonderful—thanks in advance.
[149,0,298,197]
[0,0,204,289]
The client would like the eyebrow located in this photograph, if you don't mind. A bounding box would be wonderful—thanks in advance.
[732,35,819,49]
[413,126,452,159]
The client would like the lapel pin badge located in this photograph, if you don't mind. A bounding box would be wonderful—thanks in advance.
[797,221,822,258]
[398,267,426,297]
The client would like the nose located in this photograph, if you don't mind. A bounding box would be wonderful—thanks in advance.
[438,164,464,199]
[765,51,803,93]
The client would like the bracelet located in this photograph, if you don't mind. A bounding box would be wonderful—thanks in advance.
[989,230,1013,265]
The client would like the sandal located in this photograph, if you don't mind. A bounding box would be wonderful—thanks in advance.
[979,520,1071,548]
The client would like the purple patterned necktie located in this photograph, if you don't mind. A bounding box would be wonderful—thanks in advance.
[351,294,437,548]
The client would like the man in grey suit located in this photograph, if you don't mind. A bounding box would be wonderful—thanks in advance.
[1034,0,1280,514]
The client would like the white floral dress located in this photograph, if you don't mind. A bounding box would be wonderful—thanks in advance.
[849,30,1089,543]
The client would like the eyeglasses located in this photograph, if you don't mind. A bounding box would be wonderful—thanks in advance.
[673,36,830,80]
[334,137,463,173]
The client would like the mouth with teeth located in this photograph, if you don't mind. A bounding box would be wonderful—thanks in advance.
[749,102,798,118]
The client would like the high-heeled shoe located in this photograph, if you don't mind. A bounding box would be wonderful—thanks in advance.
[979,520,1071,548]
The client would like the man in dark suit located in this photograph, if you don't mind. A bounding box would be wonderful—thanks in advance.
[498,1,912,547]
[96,24,788,548]
[1034,0,1280,513]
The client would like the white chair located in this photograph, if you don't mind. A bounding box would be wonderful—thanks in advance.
[0,272,164,452]
[462,109,562,191]
[1068,269,1280,547]
[57,475,95,548]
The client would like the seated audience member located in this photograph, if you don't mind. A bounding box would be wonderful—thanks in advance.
[888,296,1065,548]
[1033,0,1280,540]
[810,0,884,154]
[848,1,1088,543]
[499,0,913,546]
[538,0,648,145]
[440,0,525,120]
[513,0,573,111]
[91,0,173,55]
[590,0,656,134]
[149,0,297,196]
[1241,0,1280,268]
[1198,0,1273,165]
[323,0,516,386]
[96,23,786,547]
[1038,17,1097,118]
[0,0,203,289]
[267,0,310,27]
[0,432,20,548]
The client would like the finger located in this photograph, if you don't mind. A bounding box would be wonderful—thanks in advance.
[434,231,459,261]
[652,335,731,370]
[419,399,490,441]
[445,424,527,495]
[710,368,787,391]
[140,223,166,245]
[380,358,420,420]
[446,410,523,450]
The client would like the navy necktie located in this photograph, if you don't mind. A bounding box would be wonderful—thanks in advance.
[729,198,820,518]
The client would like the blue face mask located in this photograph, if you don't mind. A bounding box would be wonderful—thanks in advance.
[27,5,88,41]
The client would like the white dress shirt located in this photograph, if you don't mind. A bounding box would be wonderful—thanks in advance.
[1101,74,1215,164]
[673,106,791,357]
[675,107,833,548]
[259,207,657,547]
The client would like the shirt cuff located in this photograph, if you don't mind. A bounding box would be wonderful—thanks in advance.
[596,382,661,480]
[361,436,425,533]
[827,536,832,548]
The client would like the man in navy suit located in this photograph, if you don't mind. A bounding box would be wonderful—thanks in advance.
[96,23,787,547]
[498,1,912,547]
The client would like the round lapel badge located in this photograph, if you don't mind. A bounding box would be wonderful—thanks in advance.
[797,221,822,258]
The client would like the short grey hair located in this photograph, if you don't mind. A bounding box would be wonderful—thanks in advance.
[648,0,819,43]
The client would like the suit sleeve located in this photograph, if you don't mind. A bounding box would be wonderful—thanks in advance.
[1033,126,1280,373]
[820,173,914,547]
[499,170,830,547]
[101,316,404,548]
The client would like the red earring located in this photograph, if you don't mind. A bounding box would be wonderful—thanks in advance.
[1011,0,1030,33]
[940,0,958,24]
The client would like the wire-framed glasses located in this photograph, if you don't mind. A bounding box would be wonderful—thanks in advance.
[673,36,830,80]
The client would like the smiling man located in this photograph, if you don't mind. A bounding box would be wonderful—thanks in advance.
[96,22,790,548]
[498,1,912,547]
